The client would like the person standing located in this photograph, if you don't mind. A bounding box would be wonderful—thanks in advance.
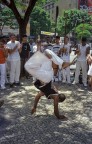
[59,36,71,84]
[7,34,21,87]
[0,38,8,89]
[74,37,90,87]
[20,34,30,78]
[52,36,61,81]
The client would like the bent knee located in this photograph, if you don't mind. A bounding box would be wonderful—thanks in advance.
[59,94,66,102]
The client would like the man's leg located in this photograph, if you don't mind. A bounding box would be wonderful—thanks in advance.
[66,67,71,84]
[0,64,6,89]
[62,69,66,83]
[15,60,20,83]
[74,61,81,83]
[81,61,87,86]
[10,61,16,85]
[31,91,44,114]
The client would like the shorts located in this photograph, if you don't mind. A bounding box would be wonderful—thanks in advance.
[34,80,58,98]
[88,64,92,76]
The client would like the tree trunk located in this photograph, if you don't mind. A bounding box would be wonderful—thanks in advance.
[19,22,27,42]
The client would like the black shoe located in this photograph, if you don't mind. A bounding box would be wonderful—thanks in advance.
[0,100,4,107]
[10,83,14,88]
[14,82,20,86]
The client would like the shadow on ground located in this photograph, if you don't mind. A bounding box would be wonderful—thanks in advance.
[0,79,92,144]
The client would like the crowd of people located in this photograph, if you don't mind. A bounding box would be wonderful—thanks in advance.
[0,33,92,91]
[0,33,92,119]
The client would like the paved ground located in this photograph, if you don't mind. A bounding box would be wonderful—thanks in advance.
[0,79,92,144]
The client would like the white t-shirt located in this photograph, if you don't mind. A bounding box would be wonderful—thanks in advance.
[77,44,89,61]
[60,43,71,62]
[7,40,20,61]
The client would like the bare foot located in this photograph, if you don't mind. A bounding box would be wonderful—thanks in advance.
[31,108,36,114]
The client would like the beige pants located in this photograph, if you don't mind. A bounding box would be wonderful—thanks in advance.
[75,61,87,84]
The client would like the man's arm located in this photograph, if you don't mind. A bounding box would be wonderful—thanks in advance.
[8,45,17,54]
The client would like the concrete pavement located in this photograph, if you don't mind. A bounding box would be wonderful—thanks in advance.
[0,79,92,144]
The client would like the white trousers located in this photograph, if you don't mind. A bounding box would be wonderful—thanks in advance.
[9,60,20,84]
[62,67,70,83]
[75,61,87,84]
[0,63,6,88]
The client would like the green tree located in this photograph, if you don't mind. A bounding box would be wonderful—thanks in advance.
[57,9,92,36]
[30,6,51,36]
[0,7,18,34]
[75,23,92,39]
[0,0,38,40]
[0,0,58,40]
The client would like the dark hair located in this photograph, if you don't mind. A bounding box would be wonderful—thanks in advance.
[22,34,27,38]
[56,36,60,39]
[81,37,87,42]
[10,33,16,37]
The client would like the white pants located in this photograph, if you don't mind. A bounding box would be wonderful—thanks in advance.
[62,67,70,83]
[0,63,6,88]
[9,60,20,84]
[75,61,87,84]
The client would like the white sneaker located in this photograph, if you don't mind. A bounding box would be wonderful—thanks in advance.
[72,81,78,85]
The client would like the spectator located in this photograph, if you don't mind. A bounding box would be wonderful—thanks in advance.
[0,38,8,89]
[52,36,61,81]
[33,39,43,53]
[59,36,71,84]
[20,34,30,78]
[7,33,21,88]
[29,39,35,56]
[74,37,90,87]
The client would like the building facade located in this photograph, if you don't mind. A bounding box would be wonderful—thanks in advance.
[43,0,78,21]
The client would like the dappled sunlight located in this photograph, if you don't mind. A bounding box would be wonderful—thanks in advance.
[0,80,92,144]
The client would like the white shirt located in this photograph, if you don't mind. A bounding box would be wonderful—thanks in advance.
[60,43,71,62]
[77,44,89,61]
[7,40,20,61]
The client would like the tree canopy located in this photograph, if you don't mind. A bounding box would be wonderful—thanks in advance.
[0,6,18,34]
[30,6,51,36]
[57,9,92,36]
[75,23,92,39]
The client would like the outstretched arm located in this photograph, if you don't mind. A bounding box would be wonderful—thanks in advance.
[62,56,77,69]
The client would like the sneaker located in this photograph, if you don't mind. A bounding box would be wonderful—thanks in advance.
[0,100,4,107]
[72,81,78,85]
[10,83,14,88]
[14,82,20,86]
